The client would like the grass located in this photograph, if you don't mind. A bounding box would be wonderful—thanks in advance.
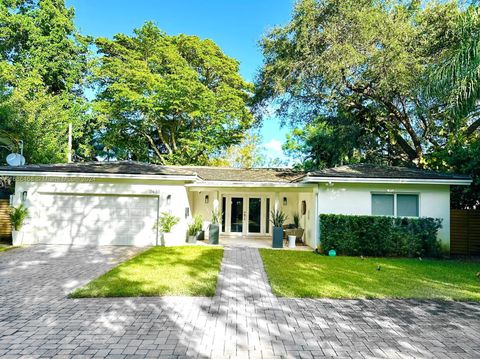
[0,246,16,253]
[71,246,224,298]
[259,249,480,301]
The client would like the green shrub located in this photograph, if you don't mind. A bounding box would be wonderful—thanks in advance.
[155,212,180,233]
[319,214,442,257]
[270,210,288,227]
[9,204,29,231]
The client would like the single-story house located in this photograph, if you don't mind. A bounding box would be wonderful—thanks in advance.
[0,162,471,252]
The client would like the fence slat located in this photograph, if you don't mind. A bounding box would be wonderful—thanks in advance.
[0,199,11,239]
[451,209,480,256]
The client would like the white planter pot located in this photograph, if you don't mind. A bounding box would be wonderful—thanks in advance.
[12,230,24,246]
[187,235,196,244]
[161,232,178,246]
[288,235,296,249]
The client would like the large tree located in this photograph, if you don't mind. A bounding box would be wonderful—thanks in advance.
[0,0,91,164]
[255,0,473,167]
[93,22,254,165]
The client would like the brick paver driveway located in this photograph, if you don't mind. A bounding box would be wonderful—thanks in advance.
[0,245,479,359]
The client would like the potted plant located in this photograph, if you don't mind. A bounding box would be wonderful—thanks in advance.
[293,213,300,229]
[9,204,29,245]
[287,213,301,248]
[187,215,203,243]
[193,214,204,241]
[155,212,180,246]
[270,210,287,248]
[209,209,221,245]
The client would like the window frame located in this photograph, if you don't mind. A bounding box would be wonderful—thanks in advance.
[371,192,420,218]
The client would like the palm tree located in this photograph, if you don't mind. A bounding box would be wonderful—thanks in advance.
[430,6,480,136]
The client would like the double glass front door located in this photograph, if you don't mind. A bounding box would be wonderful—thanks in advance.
[222,195,271,235]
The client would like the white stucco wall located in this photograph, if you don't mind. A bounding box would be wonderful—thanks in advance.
[316,183,451,250]
[190,186,316,246]
[13,178,192,246]
[298,192,315,248]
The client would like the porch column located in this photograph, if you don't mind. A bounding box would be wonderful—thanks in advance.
[314,184,320,248]
[213,190,219,212]
[274,192,280,212]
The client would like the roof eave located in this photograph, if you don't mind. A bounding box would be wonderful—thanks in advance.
[301,176,472,186]
[0,170,198,182]
[185,181,314,188]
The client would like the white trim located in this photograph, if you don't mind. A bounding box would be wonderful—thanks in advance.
[302,176,471,186]
[0,171,197,182]
[187,181,313,188]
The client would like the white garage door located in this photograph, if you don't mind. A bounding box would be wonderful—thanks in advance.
[33,194,158,246]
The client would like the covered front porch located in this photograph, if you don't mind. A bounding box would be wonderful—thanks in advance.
[187,182,318,249]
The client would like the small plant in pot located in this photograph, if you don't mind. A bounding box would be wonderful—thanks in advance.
[209,209,221,245]
[293,213,300,229]
[187,215,203,243]
[155,212,180,246]
[270,210,287,248]
[9,204,29,245]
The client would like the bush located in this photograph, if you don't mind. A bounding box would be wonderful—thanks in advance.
[155,212,180,233]
[320,214,442,257]
[9,204,29,231]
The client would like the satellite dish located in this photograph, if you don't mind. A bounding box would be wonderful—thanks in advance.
[6,153,26,167]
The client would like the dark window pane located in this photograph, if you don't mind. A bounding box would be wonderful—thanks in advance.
[372,194,394,216]
[266,198,270,234]
[249,198,261,233]
[221,197,226,232]
[230,197,243,232]
[397,194,419,217]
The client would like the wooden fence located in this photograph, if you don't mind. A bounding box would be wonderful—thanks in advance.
[0,199,12,239]
[450,209,480,256]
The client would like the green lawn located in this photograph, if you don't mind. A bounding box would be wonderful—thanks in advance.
[71,246,224,298]
[259,249,480,301]
[0,246,16,253]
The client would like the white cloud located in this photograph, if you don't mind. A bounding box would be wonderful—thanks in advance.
[263,139,283,153]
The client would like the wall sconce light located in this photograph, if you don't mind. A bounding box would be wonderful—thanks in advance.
[22,191,28,202]
[283,197,287,206]
[185,207,190,219]
[301,200,307,215]
[166,194,172,205]
[205,195,209,204]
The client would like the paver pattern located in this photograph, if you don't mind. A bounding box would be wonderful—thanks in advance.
[0,245,479,359]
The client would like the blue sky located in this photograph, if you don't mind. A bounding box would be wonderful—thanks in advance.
[66,0,295,163]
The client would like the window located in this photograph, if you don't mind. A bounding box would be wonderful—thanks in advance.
[372,194,394,216]
[397,194,419,217]
[371,193,419,217]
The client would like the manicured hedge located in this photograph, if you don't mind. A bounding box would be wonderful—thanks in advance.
[319,214,442,257]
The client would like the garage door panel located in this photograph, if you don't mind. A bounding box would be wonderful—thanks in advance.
[32,194,158,246]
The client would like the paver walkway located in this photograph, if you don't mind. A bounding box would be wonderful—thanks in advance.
[0,245,479,359]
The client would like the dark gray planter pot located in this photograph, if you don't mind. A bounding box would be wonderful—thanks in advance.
[209,224,219,245]
[194,231,203,241]
[272,227,284,248]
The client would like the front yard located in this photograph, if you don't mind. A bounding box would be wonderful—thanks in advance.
[0,245,16,253]
[260,249,480,301]
[71,246,224,298]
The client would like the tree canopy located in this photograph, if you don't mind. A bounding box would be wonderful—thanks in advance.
[255,0,480,208]
[93,22,254,165]
[0,0,91,163]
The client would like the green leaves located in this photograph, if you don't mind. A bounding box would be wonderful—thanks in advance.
[94,22,254,165]
[0,0,92,164]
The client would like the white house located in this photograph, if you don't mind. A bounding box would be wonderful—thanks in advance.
[0,162,471,252]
